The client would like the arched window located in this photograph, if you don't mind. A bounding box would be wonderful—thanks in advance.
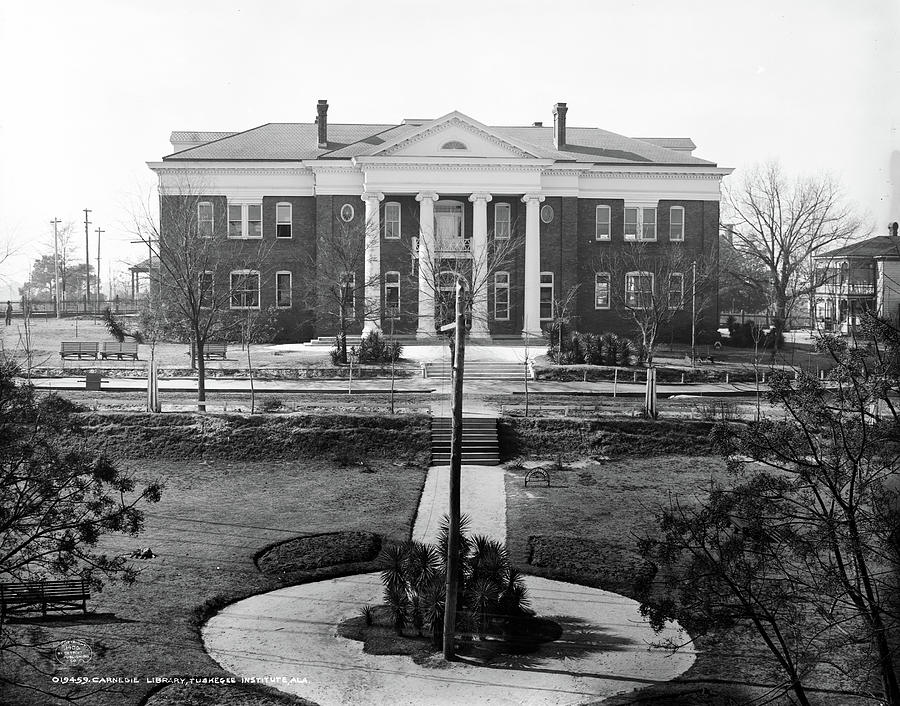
[441,140,467,150]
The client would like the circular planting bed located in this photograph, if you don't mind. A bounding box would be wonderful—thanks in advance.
[203,573,695,706]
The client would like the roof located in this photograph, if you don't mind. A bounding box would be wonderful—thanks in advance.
[632,137,696,152]
[170,131,237,144]
[816,236,900,260]
[162,118,715,166]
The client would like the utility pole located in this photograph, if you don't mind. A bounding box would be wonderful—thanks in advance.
[442,277,466,661]
[83,209,91,311]
[691,259,697,366]
[95,227,105,314]
[50,218,62,318]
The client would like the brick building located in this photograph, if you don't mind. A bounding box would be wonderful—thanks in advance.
[148,100,731,342]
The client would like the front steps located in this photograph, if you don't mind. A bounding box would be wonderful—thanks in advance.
[422,360,531,381]
[431,417,499,466]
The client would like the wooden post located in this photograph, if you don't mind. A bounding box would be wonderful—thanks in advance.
[443,278,466,661]
[613,368,618,398]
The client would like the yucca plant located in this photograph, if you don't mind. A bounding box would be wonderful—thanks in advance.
[599,332,618,366]
[419,573,446,648]
[467,575,502,637]
[378,542,409,593]
[360,604,374,626]
[385,583,410,635]
[498,567,531,617]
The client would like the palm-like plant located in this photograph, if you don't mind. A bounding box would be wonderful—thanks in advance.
[367,518,532,647]
[378,542,408,593]
[419,573,446,648]
[467,575,502,637]
[385,583,410,635]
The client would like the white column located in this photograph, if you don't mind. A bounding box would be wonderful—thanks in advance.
[469,192,492,339]
[361,191,384,337]
[416,191,438,338]
[522,193,545,338]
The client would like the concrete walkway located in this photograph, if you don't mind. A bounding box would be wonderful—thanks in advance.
[412,465,506,545]
[29,375,766,398]
[202,452,696,704]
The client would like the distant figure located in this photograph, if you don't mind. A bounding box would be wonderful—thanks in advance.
[4,301,11,326]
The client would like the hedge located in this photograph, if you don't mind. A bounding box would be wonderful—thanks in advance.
[69,412,430,461]
[31,365,417,380]
[533,363,760,384]
[499,416,720,458]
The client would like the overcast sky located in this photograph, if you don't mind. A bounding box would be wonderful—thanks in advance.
[1,0,897,298]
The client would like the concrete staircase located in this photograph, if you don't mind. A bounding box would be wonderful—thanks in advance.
[423,360,531,381]
[430,417,499,466]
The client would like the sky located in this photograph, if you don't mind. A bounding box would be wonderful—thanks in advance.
[1,0,898,299]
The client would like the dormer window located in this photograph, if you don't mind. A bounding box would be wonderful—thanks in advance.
[441,140,467,150]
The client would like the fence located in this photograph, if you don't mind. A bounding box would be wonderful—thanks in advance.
[7,298,146,317]
[719,311,812,330]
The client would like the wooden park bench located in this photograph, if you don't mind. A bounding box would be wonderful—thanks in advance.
[100,341,139,360]
[203,343,227,360]
[60,341,100,360]
[0,579,90,619]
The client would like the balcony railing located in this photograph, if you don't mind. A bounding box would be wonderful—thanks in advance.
[436,237,471,255]
[818,283,875,296]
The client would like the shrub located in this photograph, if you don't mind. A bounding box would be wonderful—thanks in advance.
[578,333,601,366]
[373,516,531,644]
[355,332,402,364]
[261,397,284,413]
[615,335,634,366]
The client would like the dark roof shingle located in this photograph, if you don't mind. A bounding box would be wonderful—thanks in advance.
[163,119,715,166]
[817,236,900,259]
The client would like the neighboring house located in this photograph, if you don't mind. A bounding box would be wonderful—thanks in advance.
[147,100,732,341]
[813,223,900,332]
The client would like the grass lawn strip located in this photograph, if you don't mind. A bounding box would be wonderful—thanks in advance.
[504,455,873,706]
[1,458,426,706]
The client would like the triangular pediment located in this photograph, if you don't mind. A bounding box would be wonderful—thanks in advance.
[371,112,544,159]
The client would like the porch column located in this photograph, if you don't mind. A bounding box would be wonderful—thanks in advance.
[522,193,544,338]
[469,192,492,339]
[361,191,384,336]
[416,191,439,338]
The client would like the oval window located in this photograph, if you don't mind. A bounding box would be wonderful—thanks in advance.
[340,204,355,222]
[540,205,554,224]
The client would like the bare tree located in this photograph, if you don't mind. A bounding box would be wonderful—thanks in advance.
[596,242,716,365]
[724,162,864,325]
[641,314,900,704]
[305,215,381,364]
[130,179,271,411]
[414,221,524,341]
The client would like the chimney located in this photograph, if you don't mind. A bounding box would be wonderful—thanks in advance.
[890,221,899,237]
[552,102,567,149]
[316,99,328,148]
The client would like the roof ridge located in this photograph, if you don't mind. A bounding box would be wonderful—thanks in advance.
[164,123,274,159]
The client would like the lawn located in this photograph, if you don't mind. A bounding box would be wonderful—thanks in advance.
[2,458,427,706]
[0,316,334,370]
[504,455,872,705]
[54,390,437,415]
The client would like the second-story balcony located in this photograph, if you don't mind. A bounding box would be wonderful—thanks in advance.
[818,282,875,296]
[435,237,472,256]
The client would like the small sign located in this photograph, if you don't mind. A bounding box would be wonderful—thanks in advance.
[55,639,93,667]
